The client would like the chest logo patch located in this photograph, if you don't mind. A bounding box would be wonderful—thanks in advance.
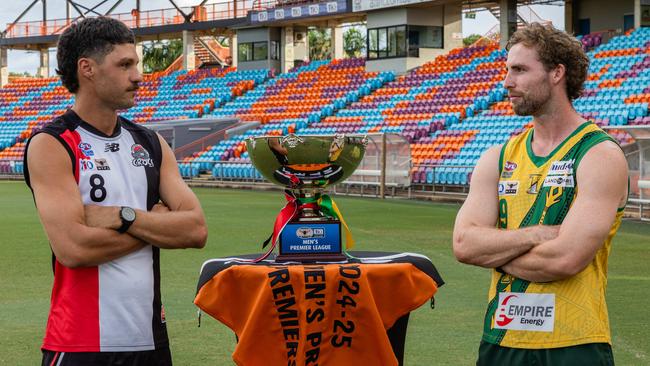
[80,158,95,171]
[498,181,519,196]
[78,142,95,157]
[548,160,574,175]
[131,144,154,168]
[494,292,555,332]
[95,158,111,171]
[527,174,542,194]
[543,175,574,188]
[501,161,518,178]
[105,143,120,152]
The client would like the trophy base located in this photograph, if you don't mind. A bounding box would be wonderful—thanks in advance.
[277,218,343,263]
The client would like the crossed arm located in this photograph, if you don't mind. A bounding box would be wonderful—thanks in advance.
[28,133,208,269]
[452,141,627,282]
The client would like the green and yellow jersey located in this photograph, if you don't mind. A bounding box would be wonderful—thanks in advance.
[483,121,624,349]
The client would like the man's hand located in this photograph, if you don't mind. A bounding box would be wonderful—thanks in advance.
[84,205,120,230]
[453,146,563,268]
[151,202,171,213]
[499,141,627,282]
[26,133,146,268]
[121,133,208,249]
[531,225,561,244]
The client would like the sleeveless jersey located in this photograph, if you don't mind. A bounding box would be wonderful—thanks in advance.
[483,121,624,349]
[24,109,169,352]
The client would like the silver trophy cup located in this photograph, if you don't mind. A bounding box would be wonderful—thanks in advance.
[246,134,367,262]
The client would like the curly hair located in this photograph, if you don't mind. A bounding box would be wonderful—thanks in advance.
[56,17,135,93]
[506,22,589,101]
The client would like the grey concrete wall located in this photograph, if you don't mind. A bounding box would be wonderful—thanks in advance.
[576,0,634,32]
[238,60,272,71]
[365,4,459,74]
[236,27,274,71]
[269,28,281,72]
[407,6,443,25]
[367,8,408,28]
[148,119,238,152]
[444,3,463,51]
[366,57,409,74]
[238,27,270,43]
[294,26,309,62]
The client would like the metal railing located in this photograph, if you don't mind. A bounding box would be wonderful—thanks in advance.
[176,158,475,191]
[4,0,284,38]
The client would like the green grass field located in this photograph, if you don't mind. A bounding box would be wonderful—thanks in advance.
[1,180,649,365]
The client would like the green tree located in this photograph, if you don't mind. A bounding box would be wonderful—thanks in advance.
[343,27,366,58]
[143,39,183,73]
[463,34,482,47]
[309,28,331,60]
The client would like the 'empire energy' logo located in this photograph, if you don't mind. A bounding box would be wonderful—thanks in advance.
[495,294,517,327]
[494,292,555,332]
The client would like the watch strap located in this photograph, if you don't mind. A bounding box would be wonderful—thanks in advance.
[117,207,135,234]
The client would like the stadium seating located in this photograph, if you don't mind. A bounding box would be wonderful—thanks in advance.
[0,68,268,174]
[577,33,603,51]
[120,67,269,123]
[428,27,650,185]
[298,44,507,185]
[1,28,649,183]
[0,77,72,175]
[183,58,393,178]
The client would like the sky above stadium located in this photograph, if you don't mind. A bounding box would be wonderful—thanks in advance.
[0,0,563,75]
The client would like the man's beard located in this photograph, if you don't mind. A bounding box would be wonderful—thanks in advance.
[107,92,136,111]
[512,83,551,116]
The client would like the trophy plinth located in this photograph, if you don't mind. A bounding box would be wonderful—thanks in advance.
[246,134,367,262]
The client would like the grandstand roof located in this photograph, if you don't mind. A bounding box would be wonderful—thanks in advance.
[0,0,565,49]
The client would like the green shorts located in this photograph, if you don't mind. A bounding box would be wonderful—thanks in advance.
[477,341,614,366]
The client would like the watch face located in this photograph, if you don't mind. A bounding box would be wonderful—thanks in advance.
[121,207,136,222]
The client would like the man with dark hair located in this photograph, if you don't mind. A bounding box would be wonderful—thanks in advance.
[453,23,627,365]
[24,17,208,365]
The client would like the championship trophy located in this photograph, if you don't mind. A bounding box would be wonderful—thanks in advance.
[246,134,367,262]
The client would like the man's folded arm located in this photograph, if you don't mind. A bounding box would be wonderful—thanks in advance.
[27,133,146,268]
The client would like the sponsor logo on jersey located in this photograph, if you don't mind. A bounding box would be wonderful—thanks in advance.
[501,161,518,178]
[80,158,95,171]
[494,292,555,332]
[548,160,574,175]
[104,143,120,152]
[527,174,542,194]
[498,181,519,196]
[95,158,110,171]
[78,142,94,157]
[131,144,154,167]
[543,175,574,188]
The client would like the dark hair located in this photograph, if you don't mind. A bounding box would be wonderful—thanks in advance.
[56,17,135,93]
[507,22,589,101]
